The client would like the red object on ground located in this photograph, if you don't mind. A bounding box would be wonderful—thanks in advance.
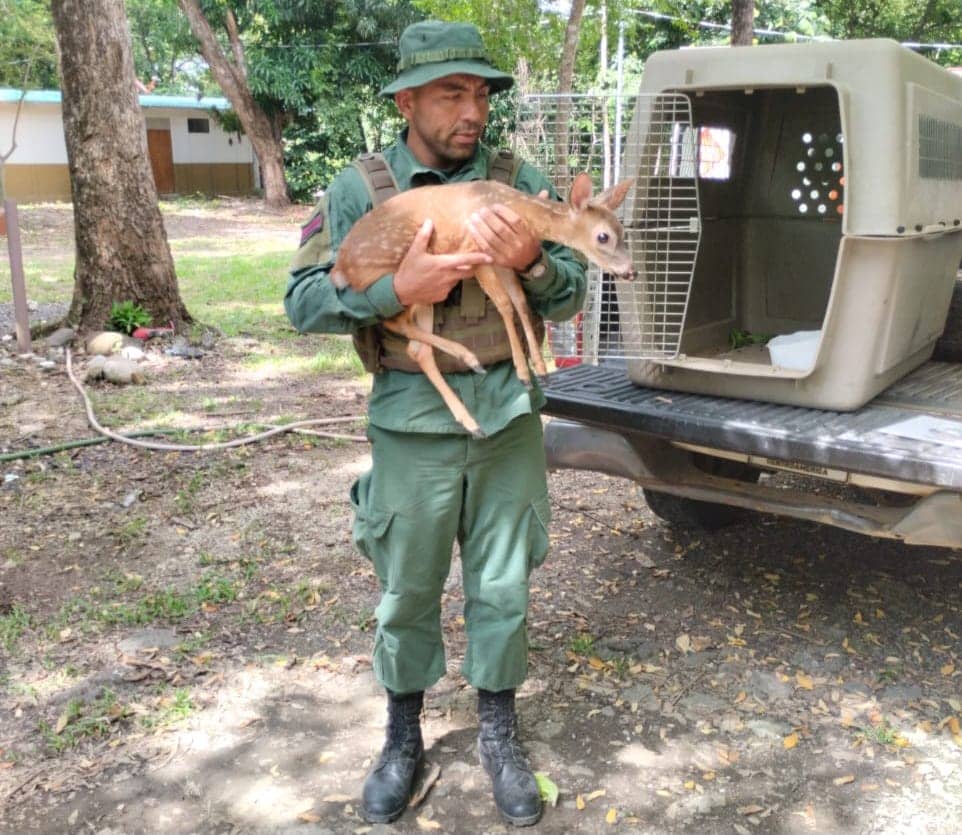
[132,321,175,340]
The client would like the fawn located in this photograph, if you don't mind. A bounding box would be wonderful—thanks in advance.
[332,172,635,437]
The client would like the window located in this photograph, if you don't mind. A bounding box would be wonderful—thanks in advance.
[667,125,735,180]
[187,118,210,134]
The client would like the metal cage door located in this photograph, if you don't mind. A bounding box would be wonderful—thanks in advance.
[513,92,700,365]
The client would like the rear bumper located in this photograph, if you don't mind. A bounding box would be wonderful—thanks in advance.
[545,418,962,548]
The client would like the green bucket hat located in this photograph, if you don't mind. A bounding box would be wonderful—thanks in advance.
[380,20,514,97]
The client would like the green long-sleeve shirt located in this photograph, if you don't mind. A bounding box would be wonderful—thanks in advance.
[284,133,587,437]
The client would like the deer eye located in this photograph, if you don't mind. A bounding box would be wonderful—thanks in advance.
[596,232,610,244]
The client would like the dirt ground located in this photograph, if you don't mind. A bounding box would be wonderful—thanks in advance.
[2,201,962,835]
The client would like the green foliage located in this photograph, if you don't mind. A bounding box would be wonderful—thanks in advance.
[0,0,59,89]
[0,605,31,653]
[39,688,126,753]
[108,300,153,334]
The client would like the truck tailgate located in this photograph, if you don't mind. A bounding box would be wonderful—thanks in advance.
[543,362,962,490]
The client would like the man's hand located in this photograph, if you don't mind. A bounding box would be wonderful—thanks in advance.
[393,219,493,306]
[467,190,549,273]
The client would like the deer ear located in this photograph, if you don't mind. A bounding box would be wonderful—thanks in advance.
[569,172,593,210]
[592,178,634,211]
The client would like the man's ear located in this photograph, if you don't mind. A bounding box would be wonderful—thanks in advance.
[394,90,413,119]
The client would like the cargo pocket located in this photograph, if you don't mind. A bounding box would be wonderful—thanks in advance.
[527,493,553,570]
[350,473,395,563]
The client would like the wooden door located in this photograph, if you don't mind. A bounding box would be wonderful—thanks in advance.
[147,128,175,195]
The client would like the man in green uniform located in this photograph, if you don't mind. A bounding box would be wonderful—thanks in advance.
[285,20,586,827]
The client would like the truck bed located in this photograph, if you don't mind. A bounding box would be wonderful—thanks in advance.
[543,361,962,490]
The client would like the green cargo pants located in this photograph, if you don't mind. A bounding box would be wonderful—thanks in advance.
[349,412,552,695]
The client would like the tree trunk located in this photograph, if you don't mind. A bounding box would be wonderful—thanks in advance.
[554,0,587,196]
[50,0,190,333]
[178,0,290,208]
[731,0,754,46]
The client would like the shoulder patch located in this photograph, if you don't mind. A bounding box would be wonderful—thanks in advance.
[299,209,325,246]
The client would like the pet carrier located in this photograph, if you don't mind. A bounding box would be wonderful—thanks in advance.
[618,38,962,410]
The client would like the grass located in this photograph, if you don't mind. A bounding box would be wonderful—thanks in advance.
[568,633,595,655]
[39,688,127,753]
[1,605,32,653]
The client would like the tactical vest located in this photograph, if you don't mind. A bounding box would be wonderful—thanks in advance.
[350,149,546,374]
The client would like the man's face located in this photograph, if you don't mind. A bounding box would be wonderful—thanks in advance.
[395,74,491,170]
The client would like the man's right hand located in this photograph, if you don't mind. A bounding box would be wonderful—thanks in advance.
[393,219,493,306]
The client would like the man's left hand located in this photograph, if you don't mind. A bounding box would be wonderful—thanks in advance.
[467,200,544,273]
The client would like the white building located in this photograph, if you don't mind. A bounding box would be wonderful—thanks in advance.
[0,89,258,202]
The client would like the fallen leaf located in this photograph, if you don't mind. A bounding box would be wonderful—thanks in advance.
[416,816,441,831]
[676,634,692,654]
[941,663,955,676]
[587,656,606,670]
[534,772,559,807]
[796,673,814,690]
[684,780,696,790]
[605,808,618,824]
[948,717,961,736]
[409,762,442,808]
[733,691,747,704]
[784,732,799,749]
[321,794,352,803]
[690,635,713,652]
[297,812,321,823]
[833,775,855,786]
[55,710,71,735]
[583,788,607,802]
[737,804,765,815]
[318,751,334,764]
[576,794,586,810]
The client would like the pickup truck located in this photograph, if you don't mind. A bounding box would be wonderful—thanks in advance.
[530,41,962,550]
[542,282,962,549]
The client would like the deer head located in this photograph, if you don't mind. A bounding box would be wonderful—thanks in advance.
[566,172,635,280]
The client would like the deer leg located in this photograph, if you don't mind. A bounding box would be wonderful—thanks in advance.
[385,307,484,375]
[499,268,549,380]
[383,307,485,439]
[474,264,533,389]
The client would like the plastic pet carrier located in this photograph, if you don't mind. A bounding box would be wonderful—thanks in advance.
[615,38,962,410]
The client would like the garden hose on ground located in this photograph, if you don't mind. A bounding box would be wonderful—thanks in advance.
[47,347,370,455]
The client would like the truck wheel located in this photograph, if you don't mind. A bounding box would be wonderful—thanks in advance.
[933,277,962,363]
[643,455,761,531]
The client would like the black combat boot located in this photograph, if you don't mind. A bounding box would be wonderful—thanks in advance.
[361,689,425,823]
[477,688,542,827]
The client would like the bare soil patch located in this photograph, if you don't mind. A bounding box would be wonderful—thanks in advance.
[1,201,961,834]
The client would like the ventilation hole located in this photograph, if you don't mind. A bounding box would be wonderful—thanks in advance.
[791,188,802,200]
[807,148,816,158]
[818,204,827,214]
[837,204,844,215]
[802,132,813,143]
[831,162,842,172]
[814,162,824,171]
[824,147,834,158]
[798,203,809,213]
[809,190,820,199]
[803,177,812,186]
[828,189,839,200]
[836,133,844,143]
[797,161,806,172]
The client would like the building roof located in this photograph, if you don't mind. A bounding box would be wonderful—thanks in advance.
[0,88,232,111]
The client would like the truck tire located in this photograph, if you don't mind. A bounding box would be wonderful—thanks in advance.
[933,277,962,363]
[643,455,761,531]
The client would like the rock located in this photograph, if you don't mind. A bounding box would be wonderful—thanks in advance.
[532,718,565,740]
[103,357,145,385]
[117,627,179,655]
[46,327,76,348]
[85,355,107,380]
[880,683,922,704]
[120,345,146,361]
[746,718,793,740]
[679,692,727,714]
[747,670,793,701]
[86,331,125,356]
[621,683,655,706]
